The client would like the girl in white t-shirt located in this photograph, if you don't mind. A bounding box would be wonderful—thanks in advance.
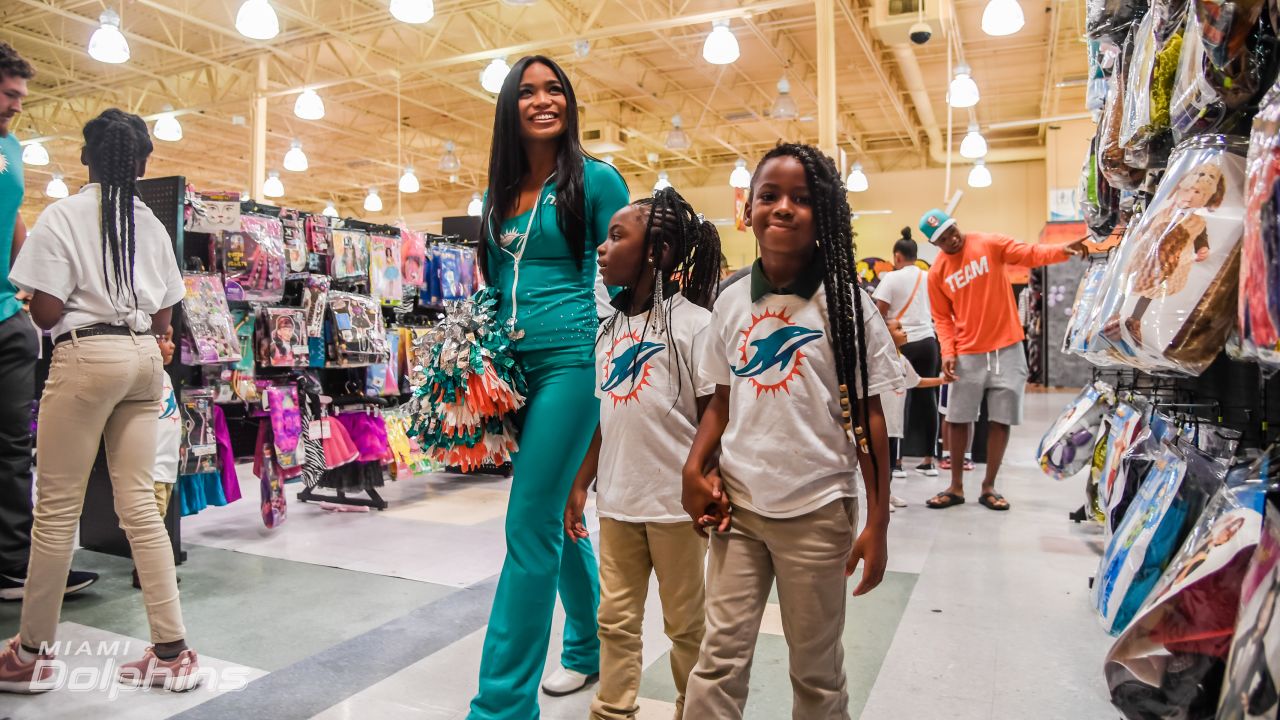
[563,187,721,718]
[682,143,903,717]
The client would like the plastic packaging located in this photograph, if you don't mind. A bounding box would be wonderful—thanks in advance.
[280,208,308,274]
[401,229,427,288]
[1100,401,1153,535]
[222,214,287,303]
[180,274,241,364]
[1121,13,1161,149]
[1064,255,1113,355]
[327,292,390,366]
[1089,0,1151,41]
[1102,44,1150,190]
[369,234,403,306]
[257,308,310,368]
[1038,382,1117,480]
[179,388,219,476]
[331,229,370,282]
[1218,479,1280,718]
[304,214,332,274]
[1238,80,1280,368]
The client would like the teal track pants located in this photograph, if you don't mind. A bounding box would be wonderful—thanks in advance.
[469,347,601,720]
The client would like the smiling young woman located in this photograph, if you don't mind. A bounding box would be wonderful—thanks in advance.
[467,56,631,720]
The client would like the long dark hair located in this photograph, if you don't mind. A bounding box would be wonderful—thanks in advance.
[749,143,873,457]
[83,109,152,306]
[479,55,592,280]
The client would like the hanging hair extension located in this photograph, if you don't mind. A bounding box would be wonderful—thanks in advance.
[82,109,152,309]
[747,143,874,460]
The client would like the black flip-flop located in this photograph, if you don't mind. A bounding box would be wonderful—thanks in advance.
[979,492,1011,511]
[926,491,965,509]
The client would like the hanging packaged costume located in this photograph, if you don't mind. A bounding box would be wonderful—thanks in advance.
[280,208,309,274]
[305,214,333,274]
[327,292,389,366]
[331,229,370,283]
[1101,39,1151,191]
[366,330,402,397]
[1101,401,1154,535]
[257,308,309,368]
[401,229,427,288]
[178,389,219,476]
[229,309,258,403]
[369,234,403,305]
[1064,255,1114,355]
[1238,80,1280,368]
[1037,381,1117,480]
[1218,485,1280,719]
[181,274,241,364]
[222,214,287,303]
[1089,0,1150,42]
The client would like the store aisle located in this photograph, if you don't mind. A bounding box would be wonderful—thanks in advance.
[0,391,1117,720]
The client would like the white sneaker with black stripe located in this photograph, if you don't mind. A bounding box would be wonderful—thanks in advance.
[0,570,100,602]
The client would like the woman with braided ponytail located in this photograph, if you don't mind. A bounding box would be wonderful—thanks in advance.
[1,109,200,693]
[561,187,720,719]
[682,143,903,718]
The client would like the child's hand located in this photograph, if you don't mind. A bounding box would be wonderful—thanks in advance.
[1195,247,1210,262]
[563,486,590,542]
[847,524,888,596]
[158,327,176,366]
[682,465,731,537]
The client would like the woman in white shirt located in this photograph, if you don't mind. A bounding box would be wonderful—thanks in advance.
[872,229,941,477]
[0,109,200,694]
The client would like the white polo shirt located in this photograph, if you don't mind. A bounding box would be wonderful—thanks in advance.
[699,265,904,518]
[872,265,934,343]
[10,184,185,339]
[595,292,714,523]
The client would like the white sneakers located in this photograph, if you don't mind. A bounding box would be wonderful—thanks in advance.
[540,667,598,697]
[891,467,907,479]
[890,495,908,508]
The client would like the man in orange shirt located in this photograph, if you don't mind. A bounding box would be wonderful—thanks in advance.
[919,209,1084,511]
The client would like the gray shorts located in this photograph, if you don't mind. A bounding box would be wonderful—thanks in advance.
[947,342,1028,425]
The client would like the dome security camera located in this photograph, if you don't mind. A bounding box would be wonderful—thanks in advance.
[909,21,932,44]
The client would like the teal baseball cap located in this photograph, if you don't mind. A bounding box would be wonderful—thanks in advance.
[919,209,957,242]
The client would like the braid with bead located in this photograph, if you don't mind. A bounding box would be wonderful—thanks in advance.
[82,109,152,309]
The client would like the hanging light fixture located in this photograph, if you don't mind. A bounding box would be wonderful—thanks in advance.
[573,40,590,58]
[948,65,981,108]
[771,76,798,120]
[968,160,993,188]
[467,193,483,216]
[294,89,325,120]
[960,123,988,159]
[390,0,435,24]
[22,140,49,166]
[322,202,339,218]
[438,141,461,172]
[845,163,869,193]
[235,0,280,40]
[283,139,308,172]
[729,158,751,188]
[653,171,672,192]
[88,9,130,64]
[262,171,284,198]
[448,174,458,184]
[153,105,182,142]
[364,188,383,212]
[399,166,420,193]
[981,0,1025,36]
[665,116,691,151]
[46,173,69,199]
[480,58,511,94]
[702,20,740,65]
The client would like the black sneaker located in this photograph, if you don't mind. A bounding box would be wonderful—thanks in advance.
[915,461,939,477]
[0,570,100,601]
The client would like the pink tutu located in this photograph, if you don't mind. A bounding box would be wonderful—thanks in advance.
[322,416,360,469]
[334,412,392,463]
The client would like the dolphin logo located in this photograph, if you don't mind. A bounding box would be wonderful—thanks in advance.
[734,326,823,378]
[601,341,665,393]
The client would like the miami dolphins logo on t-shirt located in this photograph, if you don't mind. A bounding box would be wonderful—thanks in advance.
[159,384,179,422]
[734,308,823,396]
[601,332,665,406]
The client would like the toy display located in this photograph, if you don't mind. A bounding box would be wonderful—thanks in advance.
[181,274,241,364]
[222,214,287,303]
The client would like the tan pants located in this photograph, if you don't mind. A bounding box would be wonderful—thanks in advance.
[590,518,706,720]
[21,335,186,649]
[683,499,858,720]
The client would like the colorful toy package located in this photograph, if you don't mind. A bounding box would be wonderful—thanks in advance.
[328,292,389,366]
[1037,382,1116,480]
[258,308,310,368]
[1219,480,1280,718]
[331,229,370,282]
[401,229,427,288]
[230,309,258,404]
[280,208,309,274]
[1100,401,1152,536]
[305,214,332,274]
[222,214,287,303]
[1237,80,1280,369]
[179,388,219,476]
[181,274,241,364]
[365,330,402,397]
[370,234,403,306]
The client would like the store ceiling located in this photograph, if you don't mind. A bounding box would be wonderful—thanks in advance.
[2,0,1087,222]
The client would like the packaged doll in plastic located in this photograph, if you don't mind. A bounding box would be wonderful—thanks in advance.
[369,234,403,306]
[1096,135,1248,374]
[1238,80,1280,369]
[1218,485,1280,719]
[1037,381,1116,480]
[223,214,287,303]
[331,229,370,282]
[181,274,241,364]
[280,208,308,274]
[401,229,427,288]
[258,308,310,368]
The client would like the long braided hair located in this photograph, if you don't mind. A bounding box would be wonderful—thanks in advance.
[82,109,152,307]
[748,143,874,457]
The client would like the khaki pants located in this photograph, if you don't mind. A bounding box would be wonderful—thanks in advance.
[21,335,186,649]
[684,499,858,720]
[591,518,706,720]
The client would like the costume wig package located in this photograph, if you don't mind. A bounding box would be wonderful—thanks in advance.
[181,274,241,365]
[1038,382,1117,480]
[1106,482,1267,719]
[1171,0,1277,141]
[1218,481,1280,719]
[1237,81,1280,369]
[331,229,371,283]
[257,308,309,369]
[369,234,403,306]
[222,214,287,303]
[1087,134,1248,375]
[327,292,389,366]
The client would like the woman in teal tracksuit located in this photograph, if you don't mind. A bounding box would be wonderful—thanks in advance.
[468,56,630,720]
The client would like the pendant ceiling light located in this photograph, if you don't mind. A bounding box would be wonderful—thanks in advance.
[399,166,420,193]
[448,174,458,184]
[46,173,69,199]
[263,171,284,198]
[948,65,980,108]
[480,58,511,94]
[467,193,483,216]
[702,20,740,65]
[22,140,49,166]
[959,123,988,159]
[981,0,1025,36]
[968,160,993,188]
[294,89,325,121]
[283,139,308,172]
[153,105,182,142]
[438,141,461,173]
[653,171,672,192]
[845,163,869,193]
[88,9,130,64]
[364,188,383,213]
[729,158,751,189]
[235,0,280,41]
[322,202,339,218]
[390,0,435,24]
[665,115,691,151]
[771,76,798,120]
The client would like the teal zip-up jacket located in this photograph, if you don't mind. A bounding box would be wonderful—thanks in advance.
[485,156,630,353]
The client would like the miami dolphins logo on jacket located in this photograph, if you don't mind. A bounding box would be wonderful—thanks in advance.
[734,308,823,396]
[601,332,666,406]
